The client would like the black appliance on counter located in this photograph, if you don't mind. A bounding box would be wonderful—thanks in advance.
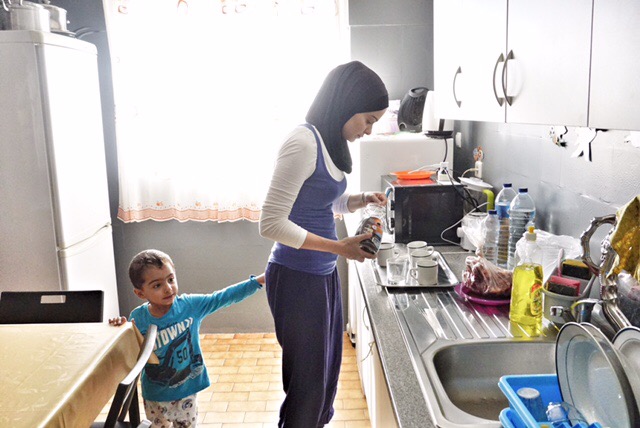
[383,175,464,245]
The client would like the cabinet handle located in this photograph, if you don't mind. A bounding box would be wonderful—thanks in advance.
[362,306,370,331]
[501,50,514,106]
[492,53,505,107]
[453,66,462,107]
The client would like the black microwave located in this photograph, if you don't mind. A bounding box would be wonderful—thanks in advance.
[382,175,464,245]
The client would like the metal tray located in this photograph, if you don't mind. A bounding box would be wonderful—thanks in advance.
[372,251,459,289]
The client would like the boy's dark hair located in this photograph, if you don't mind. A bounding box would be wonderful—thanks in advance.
[128,249,175,289]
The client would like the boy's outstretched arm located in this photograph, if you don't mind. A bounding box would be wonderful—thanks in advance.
[254,273,265,286]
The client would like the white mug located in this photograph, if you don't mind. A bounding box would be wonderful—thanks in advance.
[409,259,438,286]
[407,241,428,255]
[377,242,399,267]
[410,247,435,267]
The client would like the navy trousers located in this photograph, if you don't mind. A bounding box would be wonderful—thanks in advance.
[266,262,343,428]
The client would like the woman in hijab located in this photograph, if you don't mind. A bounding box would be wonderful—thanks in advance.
[259,61,389,427]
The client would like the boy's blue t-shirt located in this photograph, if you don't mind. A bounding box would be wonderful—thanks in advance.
[130,276,262,402]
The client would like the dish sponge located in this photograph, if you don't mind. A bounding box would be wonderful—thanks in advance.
[560,259,591,280]
[545,275,581,297]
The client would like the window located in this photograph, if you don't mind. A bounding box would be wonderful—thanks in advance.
[104,0,348,222]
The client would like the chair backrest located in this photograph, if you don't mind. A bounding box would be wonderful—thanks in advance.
[100,324,158,428]
[0,290,104,324]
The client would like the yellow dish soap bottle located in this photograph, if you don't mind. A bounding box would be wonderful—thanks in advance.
[509,226,543,331]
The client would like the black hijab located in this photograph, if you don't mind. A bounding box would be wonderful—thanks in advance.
[305,61,389,174]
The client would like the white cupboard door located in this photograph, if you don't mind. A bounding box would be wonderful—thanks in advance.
[372,343,399,428]
[589,0,640,130]
[457,0,507,122]
[506,0,592,126]
[434,0,464,120]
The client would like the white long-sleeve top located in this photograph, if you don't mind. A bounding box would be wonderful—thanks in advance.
[259,125,353,249]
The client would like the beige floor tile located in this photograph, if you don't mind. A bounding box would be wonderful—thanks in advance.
[218,373,254,383]
[252,373,281,382]
[209,366,240,375]
[202,411,245,424]
[237,365,274,375]
[344,420,372,427]
[224,358,258,367]
[243,411,279,423]
[198,401,229,412]
[232,381,270,392]
[227,400,267,412]
[211,391,250,402]
[94,333,370,426]
[228,344,261,352]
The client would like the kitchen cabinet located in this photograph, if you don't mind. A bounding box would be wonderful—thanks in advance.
[589,0,640,130]
[434,0,506,122]
[434,0,592,126]
[349,261,398,428]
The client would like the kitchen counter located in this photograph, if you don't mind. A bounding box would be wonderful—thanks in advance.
[351,244,561,428]
[352,246,466,428]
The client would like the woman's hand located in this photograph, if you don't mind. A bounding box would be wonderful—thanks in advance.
[109,316,127,326]
[364,191,387,207]
[337,234,378,262]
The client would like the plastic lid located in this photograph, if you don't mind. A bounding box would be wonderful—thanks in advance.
[525,225,536,241]
[488,209,497,215]
[503,183,513,188]
[519,187,528,193]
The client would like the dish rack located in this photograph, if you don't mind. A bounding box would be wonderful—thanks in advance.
[498,374,603,428]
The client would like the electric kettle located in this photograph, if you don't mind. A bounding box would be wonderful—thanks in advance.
[397,87,453,137]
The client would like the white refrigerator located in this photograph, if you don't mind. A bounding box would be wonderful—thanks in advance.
[0,30,119,321]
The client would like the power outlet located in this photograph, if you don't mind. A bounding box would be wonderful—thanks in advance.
[455,132,462,148]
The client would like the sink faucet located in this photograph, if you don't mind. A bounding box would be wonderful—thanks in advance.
[550,298,602,324]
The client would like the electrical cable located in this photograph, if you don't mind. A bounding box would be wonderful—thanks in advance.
[461,168,478,177]
[441,137,449,163]
[444,167,479,210]
[439,202,489,247]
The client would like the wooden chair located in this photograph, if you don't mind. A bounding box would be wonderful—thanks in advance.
[92,324,158,428]
[0,290,103,324]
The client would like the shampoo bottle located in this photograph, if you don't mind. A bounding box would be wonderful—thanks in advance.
[509,226,543,330]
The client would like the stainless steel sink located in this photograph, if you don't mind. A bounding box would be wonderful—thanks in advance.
[387,288,560,427]
[422,340,556,427]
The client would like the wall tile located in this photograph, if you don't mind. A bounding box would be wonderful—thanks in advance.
[456,121,640,244]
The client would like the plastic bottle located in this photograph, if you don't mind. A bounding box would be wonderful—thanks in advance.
[481,210,499,265]
[495,183,517,269]
[507,188,536,269]
[509,226,543,330]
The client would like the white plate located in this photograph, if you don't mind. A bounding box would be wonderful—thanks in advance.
[613,326,640,412]
[556,322,637,427]
[459,176,493,191]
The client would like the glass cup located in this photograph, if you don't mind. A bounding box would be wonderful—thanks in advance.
[386,257,409,286]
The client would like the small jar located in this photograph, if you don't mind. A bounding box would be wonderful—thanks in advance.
[356,206,385,254]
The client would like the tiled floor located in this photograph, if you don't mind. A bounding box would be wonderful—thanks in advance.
[98,332,371,427]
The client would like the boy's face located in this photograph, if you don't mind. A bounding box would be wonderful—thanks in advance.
[133,263,178,314]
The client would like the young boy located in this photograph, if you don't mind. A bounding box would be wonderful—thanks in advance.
[109,249,264,427]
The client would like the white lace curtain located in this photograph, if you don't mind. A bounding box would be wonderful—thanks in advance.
[103,0,348,222]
